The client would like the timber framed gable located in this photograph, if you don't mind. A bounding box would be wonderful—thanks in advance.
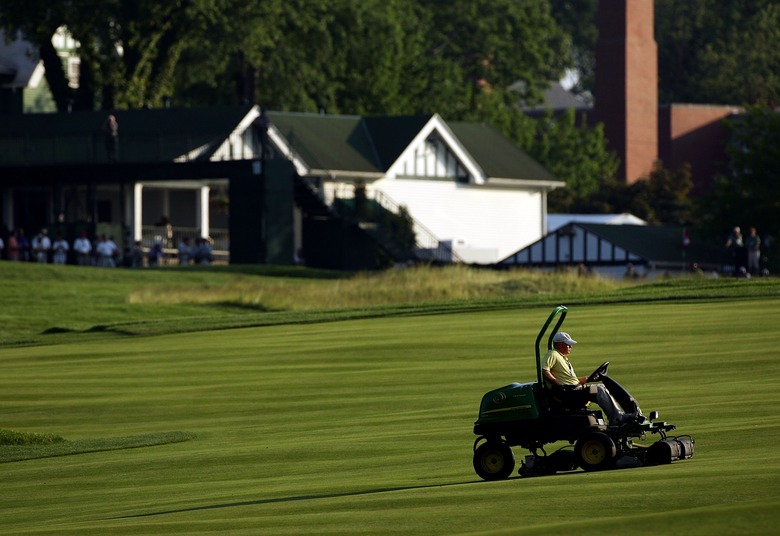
[384,114,486,185]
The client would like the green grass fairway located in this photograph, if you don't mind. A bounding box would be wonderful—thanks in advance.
[2,299,779,534]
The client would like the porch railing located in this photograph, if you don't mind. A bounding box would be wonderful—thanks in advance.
[140,225,229,264]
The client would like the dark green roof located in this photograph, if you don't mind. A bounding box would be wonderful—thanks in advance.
[501,222,725,268]
[267,112,383,173]
[576,223,723,264]
[0,105,254,165]
[1,107,558,187]
[449,122,558,182]
[362,115,432,168]
[268,112,558,184]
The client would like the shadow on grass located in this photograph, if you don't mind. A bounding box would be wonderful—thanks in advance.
[111,476,546,520]
[0,431,194,463]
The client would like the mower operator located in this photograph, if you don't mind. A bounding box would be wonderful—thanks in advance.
[542,331,637,425]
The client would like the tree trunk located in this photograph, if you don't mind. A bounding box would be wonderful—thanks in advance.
[39,40,72,112]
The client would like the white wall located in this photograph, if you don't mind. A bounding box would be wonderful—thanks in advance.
[371,178,543,264]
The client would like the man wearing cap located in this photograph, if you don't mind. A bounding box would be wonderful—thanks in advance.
[542,331,638,425]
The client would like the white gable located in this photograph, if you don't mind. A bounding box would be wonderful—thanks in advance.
[209,105,262,161]
[385,114,487,184]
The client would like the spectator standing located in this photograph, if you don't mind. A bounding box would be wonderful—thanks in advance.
[0,235,4,259]
[746,227,761,276]
[131,240,145,267]
[725,226,746,274]
[7,230,19,261]
[73,230,93,266]
[52,235,69,264]
[95,235,116,267]
[17,229,31,262]
[31,229,51,263]
[107,236,119,265]
[103,114,119,162]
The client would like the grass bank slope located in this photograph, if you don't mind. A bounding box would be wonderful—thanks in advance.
[2,261,778,347]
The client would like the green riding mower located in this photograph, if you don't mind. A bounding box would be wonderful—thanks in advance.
[472,305,694,480]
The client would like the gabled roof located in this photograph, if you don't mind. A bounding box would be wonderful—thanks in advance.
[362,115,432,169]
[522,82,589,112]
[1,106,560,190]
[0,105,256,165]
[577,224,719,264]
[267,111,560,187]
[448,121,558,182]
[501,223,723,268]
[266,111,384,174]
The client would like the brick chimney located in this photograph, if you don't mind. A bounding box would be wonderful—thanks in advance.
[593,0,658,184]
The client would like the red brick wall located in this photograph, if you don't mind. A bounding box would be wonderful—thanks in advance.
[594,0,658,184]
[658,104,740,193]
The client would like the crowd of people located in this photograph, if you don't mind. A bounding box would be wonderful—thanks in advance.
[0,228,215,267]
[725,225,767,277]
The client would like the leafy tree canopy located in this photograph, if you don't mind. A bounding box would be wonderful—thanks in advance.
[547,0,598,102]
[659,0,780,105]
[551,0,780,106]
[516,108,619,213]
[1,0,572,117]
[1,0,239,109]
[694,105,780,264]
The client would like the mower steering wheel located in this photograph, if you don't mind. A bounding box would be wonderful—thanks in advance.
[587,361,609,383]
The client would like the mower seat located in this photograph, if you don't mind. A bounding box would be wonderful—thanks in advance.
[543,382,599,414]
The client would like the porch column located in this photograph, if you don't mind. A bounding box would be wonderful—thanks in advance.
[133,183,144,241]
[197,185,210,239]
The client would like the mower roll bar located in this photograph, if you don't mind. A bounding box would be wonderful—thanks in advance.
[535,305,568,384]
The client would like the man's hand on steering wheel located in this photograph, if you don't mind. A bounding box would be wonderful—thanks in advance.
[586,361,609,383]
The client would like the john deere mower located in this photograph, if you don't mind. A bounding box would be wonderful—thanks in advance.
[472,305,694,480]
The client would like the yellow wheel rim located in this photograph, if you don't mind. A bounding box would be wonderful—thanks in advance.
[482,450,505,473]
[581,440,606,465]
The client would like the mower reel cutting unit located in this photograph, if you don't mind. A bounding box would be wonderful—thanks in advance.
[472,305,694,480]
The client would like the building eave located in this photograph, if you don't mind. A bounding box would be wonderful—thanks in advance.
[308,169,386,181]
[487,177,566,190]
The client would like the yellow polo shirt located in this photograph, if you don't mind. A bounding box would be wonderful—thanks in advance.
[542,348,579,386]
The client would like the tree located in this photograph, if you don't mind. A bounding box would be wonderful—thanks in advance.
[562,160,693,225]
[627,163,694,225]
[509,108,618,213]
[422,0,570,119]
[1,0,249,110]
[656,0,780,105]
[256,0,432,115]
[2,0,573,117]
[548,0,780,107]
[548,0,598,103]
[694,105,780,269]
[1,1,76,110]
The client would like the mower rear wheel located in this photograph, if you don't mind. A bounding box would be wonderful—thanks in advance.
[575,431,616,471]
[473,441,515,481]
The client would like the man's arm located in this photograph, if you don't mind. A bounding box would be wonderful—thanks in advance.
[542,369,559,386]
[544,369,587,386]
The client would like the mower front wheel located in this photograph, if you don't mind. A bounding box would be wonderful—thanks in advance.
[473,441,515,481]
[575,431,616,471]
